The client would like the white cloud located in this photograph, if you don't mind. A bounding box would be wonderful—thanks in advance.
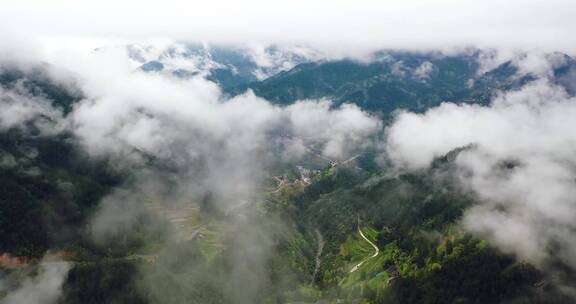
[287,100,381,159]
[2,261,71,304]
[15,47,379,208]
[413,61,434,79]
[0,85,65,133]
[385,79,576,270]
[0,0,575,57]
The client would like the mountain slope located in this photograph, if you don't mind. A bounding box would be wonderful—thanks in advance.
[229,51,576,115]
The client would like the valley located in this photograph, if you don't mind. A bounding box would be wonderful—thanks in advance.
[0,45,574,303]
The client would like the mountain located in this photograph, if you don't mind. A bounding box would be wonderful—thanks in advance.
[0,64,83,114]
[118,43,320,89]
[228,50,576,115]
[265,148,552,303]
[0,65,120,257]
[1,49,575,304]
[125,45,576,117]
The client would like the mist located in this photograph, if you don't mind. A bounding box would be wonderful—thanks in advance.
[0,0,574,301]
[0,39,382,302]
[1,260,71,304]
[385,55,576,280]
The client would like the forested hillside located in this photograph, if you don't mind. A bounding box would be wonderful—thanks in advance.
[229,51,576,115]
[1,49,575,304]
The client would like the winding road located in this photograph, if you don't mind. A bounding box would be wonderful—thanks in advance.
[350,217,379,273]
[310,229,325,285]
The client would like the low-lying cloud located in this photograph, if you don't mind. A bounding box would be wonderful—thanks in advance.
[2,261,71,304]
[0,46,380,206]
[0,85,64,134]
[386,78,576,274]
[0,44,382,302]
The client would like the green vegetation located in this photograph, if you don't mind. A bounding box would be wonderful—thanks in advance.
[228,53,531,115]
[2,54,576,303]
[261,151,551,303]
[0,129,120,256]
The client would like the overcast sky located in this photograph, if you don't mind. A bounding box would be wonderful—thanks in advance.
[0,0,574,54]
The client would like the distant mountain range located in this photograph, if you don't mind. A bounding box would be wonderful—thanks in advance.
[114,43,321,89]
[128,44,576,115]
[229,51,576,114]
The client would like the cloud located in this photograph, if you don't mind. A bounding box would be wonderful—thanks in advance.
[0,85,65,133]
[413,61,434,80]
[0,40,385,302]
[2,261,71,304]
[0,40,381,289]
[242,44,324,80]
[0,0,575,58]
[385,76,576,274]
[286,100,381,159]
[39,46,379,187]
